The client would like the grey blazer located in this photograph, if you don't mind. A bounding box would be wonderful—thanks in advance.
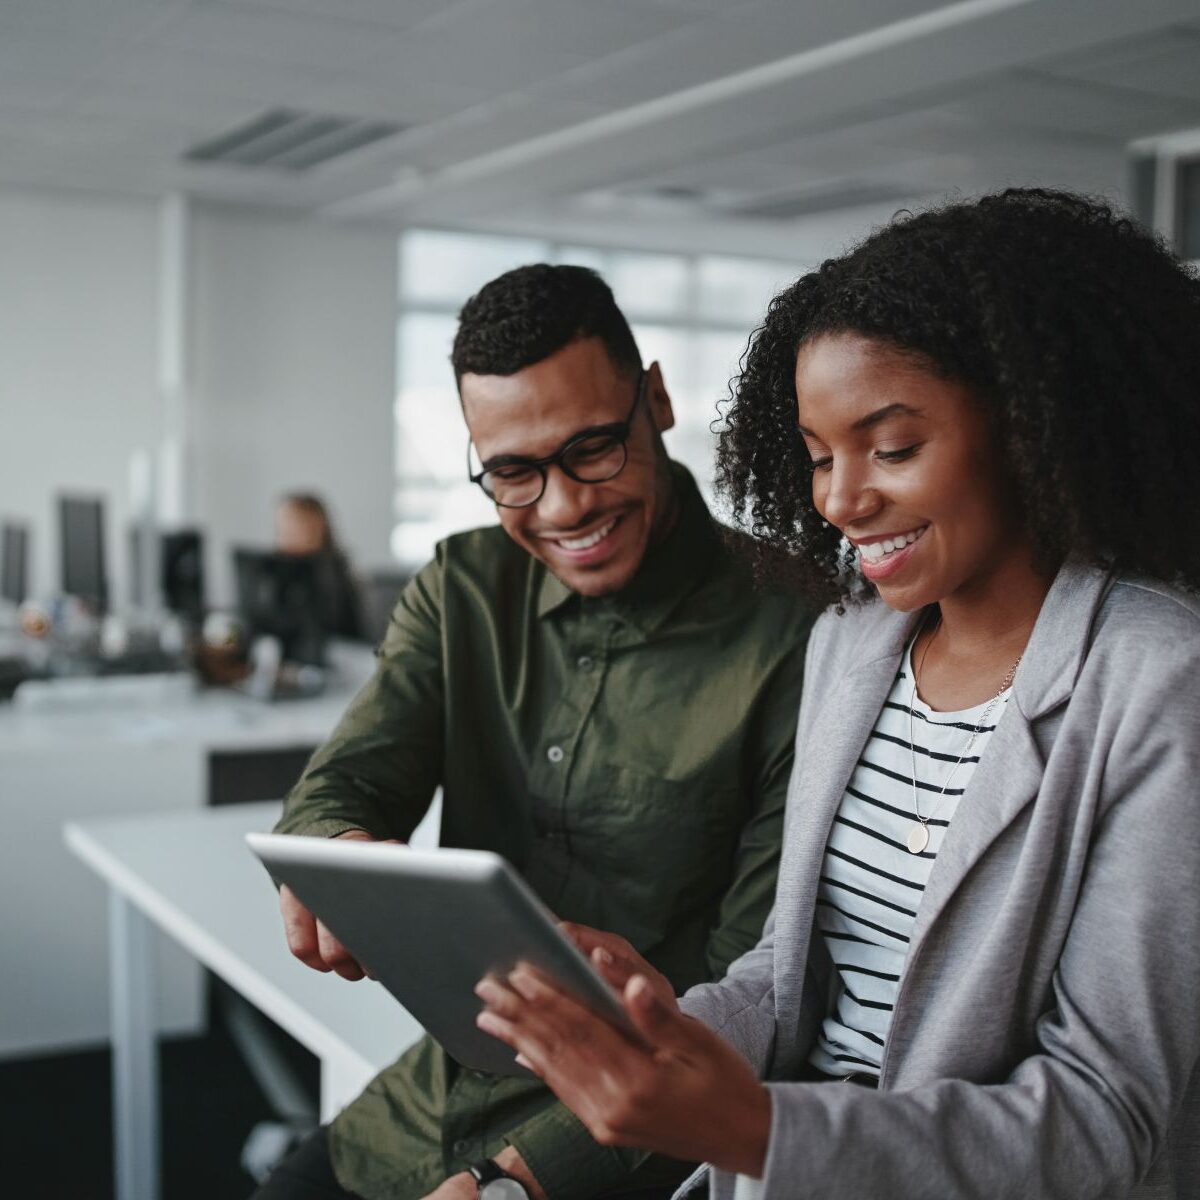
[678,562,1200,1199]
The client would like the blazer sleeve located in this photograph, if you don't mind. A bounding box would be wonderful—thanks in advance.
[723,641,1200,1200]
[679,910,779,1077]
[680,610,839,1077]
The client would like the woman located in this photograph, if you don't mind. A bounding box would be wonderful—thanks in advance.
[275,491,367,641]
[473,190,1200,1199]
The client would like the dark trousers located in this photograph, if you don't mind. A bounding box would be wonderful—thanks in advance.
[250,1127,687,1200]
[251,1128,358,1199]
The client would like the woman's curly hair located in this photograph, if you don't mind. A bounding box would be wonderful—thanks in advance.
[716,188,1200,605]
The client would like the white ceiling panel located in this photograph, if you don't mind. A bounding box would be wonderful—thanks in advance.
[1,0,1199,243]
[403,96,609,171]
[301,75,494,129]
[0,26,126,110]
[412,0,702,60]
[89,44,352,106]
[1035,26,1200,103]
[529,0,939,112]
[0,0,189,41]
[950,70,1200,140]
[217,0,446,27]
[144,1,415,70]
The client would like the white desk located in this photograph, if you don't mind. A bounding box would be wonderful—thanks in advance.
[66,800,436,1200]
[0,641,377,1058]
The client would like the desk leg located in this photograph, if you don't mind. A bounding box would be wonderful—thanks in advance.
[110,890,160,1200]
[319,1053,372,1125]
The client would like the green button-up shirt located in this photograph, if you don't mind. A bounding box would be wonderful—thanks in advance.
[275,467,812,1200]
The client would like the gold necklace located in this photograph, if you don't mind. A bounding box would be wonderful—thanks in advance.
[904,617,1021,855]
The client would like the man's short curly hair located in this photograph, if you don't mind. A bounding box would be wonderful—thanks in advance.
[451,264,641,385]
[716,187,1200,605]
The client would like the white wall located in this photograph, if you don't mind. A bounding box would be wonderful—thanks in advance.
[0,187,161,603]
[190,204,398,606]
[0,185,399,608]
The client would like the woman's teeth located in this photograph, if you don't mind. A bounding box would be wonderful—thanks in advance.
[558,518,617,552]
[859,526,928,563]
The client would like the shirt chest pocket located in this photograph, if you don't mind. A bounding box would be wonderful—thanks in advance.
[556,763,744,941]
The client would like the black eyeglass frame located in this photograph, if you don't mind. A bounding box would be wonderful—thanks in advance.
[467,370,647,509]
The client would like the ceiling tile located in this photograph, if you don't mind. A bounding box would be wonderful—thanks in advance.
[143,1,416,70]
[303,75,492,128]
[1034,27,1200,105]
[0,0,189,41]
[408,96,610,170]
[951,70,1200,141]
[413,0,700,59]
[215,0,446,27]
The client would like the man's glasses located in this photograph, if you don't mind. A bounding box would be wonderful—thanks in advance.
[468,371,646,509]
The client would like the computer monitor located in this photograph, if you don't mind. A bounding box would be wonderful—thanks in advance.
[1,522,29,605]
[162,530,205,619]
[233,548,326,666]
[129,527,206,618]
[59,495,108,613]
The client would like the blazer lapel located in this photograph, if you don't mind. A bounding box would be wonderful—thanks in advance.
[906,561,1114,957]
[772,614,915,1066]
[905,701,1045,956]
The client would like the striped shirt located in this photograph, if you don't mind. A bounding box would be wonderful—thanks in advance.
[807,637,1012,1079]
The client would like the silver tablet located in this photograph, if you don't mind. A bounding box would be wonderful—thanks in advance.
[247,832,639,1077]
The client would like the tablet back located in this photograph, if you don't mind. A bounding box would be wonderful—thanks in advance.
[248,834,632,1077]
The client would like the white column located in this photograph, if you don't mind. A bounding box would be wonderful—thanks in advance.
[157,192,192,528]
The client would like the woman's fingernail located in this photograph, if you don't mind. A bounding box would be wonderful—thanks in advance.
[596,948,613,964]
[515,1053,532,1069]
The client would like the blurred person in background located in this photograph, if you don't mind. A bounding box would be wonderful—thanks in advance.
[275,492,366,641]
[256,265,815,1200]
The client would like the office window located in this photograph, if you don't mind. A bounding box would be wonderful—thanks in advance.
[393,231,795,566]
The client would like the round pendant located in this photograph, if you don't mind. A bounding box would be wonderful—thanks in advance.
[906,823,930,854]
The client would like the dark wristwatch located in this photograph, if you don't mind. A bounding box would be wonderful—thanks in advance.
[468,1159,530,1199]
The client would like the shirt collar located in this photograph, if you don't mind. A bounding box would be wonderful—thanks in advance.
[536,463,719,630]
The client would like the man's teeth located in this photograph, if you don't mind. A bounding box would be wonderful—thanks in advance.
[558,518,617,551]
[859,526,927,563]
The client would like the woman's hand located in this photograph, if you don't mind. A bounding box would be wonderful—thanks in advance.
[474,964,771,1178]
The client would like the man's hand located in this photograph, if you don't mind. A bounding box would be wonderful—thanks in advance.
[419,1173,475,1200]
[278,829,399,981]
[419,1147,547,1200]
[558,922,677,1012]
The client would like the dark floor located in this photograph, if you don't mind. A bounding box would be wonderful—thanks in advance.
[0,985,318,1200]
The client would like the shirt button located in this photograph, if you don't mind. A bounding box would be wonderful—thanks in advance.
[546,745,565,764]
[452,1139,470,1156]
[576,655,594,671]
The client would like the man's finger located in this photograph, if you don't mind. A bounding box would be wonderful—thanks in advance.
[623,975,693,1047]
[560,923,638,966]
[316,919,365,981]
[590,945,637,990]
[279,886,328,969]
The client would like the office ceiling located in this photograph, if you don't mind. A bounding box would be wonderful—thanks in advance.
[1,0,1199,253]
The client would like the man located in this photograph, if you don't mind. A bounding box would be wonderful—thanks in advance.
[258,265,812,1200]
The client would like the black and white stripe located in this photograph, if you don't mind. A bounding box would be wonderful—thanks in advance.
[808,640,1010,1079]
